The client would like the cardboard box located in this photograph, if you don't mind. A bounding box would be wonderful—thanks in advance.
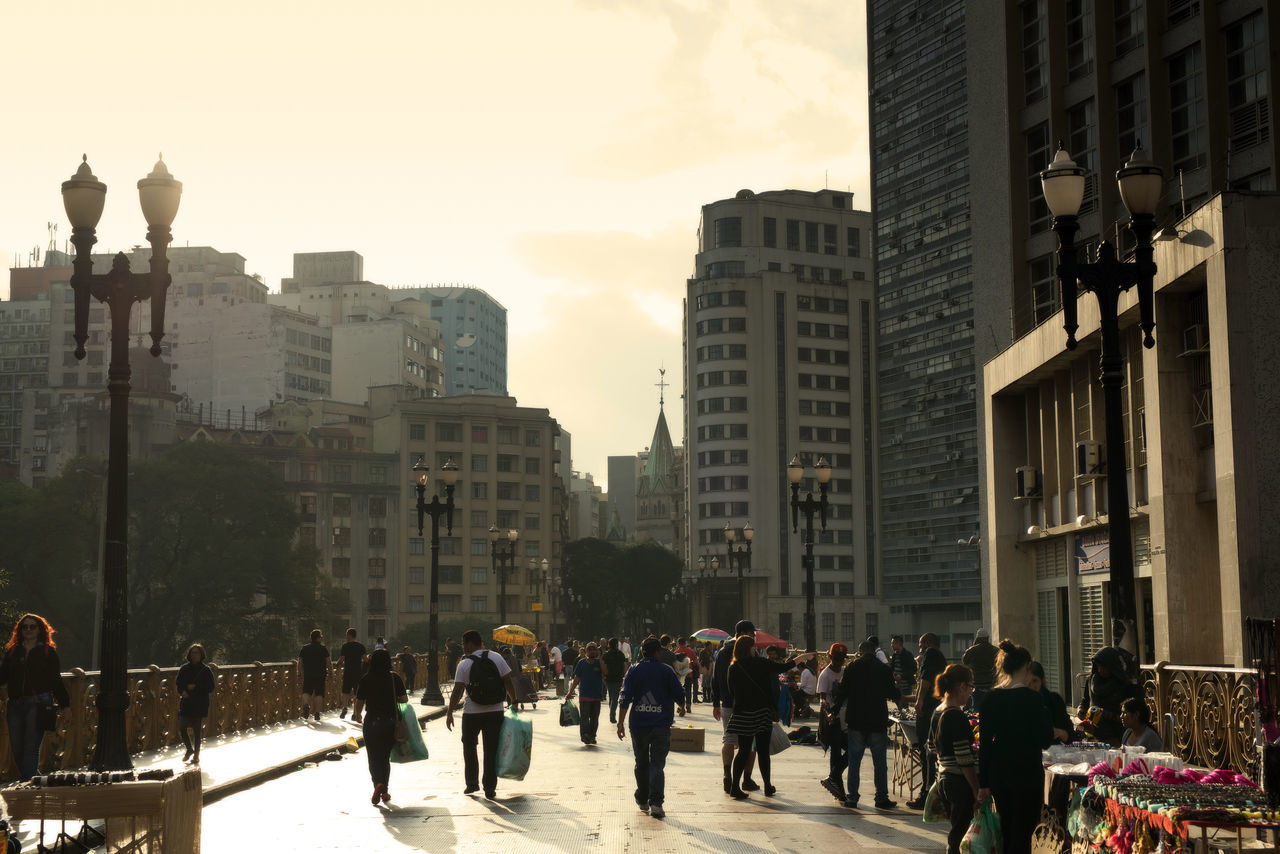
[669,726,705,752]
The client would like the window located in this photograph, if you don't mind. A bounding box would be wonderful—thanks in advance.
[1225,14,1270,152]
[470,481,487,499]
[368,589,386,609]
[332,464,351,483]
[439,595,459,613]
[408,566,425,584]
[471,596,488,613]
[471,539,489,556]
[368,558,386,577]
[714,217,742,248]
[524,484,541,502]
[1021,0,1047,104]
[525,513,540,530]
[471,565,488,583]
[525,457,540,474]
[524,541,541,556]
[497,426,518,444]
[436,422,460,442]
[440,538,459,555]
[408,595,425,613]
[763,217,776,248]
[497,454,518,472]
[301,462,319,482]
[525,430,541,447]
[331,557,350,578]
[1067,99,1098,215]
[841,613,855,641]
[409,537,424,555]
[471,454,488,472]
[1114,0,1144,57]
[821,613,836,643]
[1065,0,1094,80]
[368,619,386,638]
[823,223,837,254]
[786,219,800,250]
[1169,44,1207,173]
[440,565,462,585]
[471,425,488,443]
[409,424,425,441]
[1026,123,1051,231]
[369,497,386,517]
[332,527,350,546]
[368,527,387,547]
[805,222,819,253]
[1115,74,1149,161]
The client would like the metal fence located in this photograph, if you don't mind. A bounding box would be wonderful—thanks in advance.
[1141,661,1258,777]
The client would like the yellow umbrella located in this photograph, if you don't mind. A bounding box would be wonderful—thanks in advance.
[493,624,536,646]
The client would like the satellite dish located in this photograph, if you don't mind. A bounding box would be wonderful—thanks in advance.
[456,333,477,348]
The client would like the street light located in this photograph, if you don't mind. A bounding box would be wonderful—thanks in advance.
[1041,142,1162,662]
[414,456,458,706]
[63,155,182,770]
[788,454,831,652]
[723,521,753,616]
[489,525,520,624]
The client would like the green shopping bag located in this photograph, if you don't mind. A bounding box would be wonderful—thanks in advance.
[959,800,1002,854]
[496,708,532,780]
[390,702,428,763]
[559,699,580,727]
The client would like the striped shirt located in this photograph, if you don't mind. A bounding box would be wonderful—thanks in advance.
[929,705,976,774]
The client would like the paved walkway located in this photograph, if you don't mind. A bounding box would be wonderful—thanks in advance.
[201,697,950,852]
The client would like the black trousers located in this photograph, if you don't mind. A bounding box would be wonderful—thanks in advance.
[178,716,204,753]
[363,714,396,786]
[991,776,1043,854]
[461,711,504,792]
[940,772,976,854]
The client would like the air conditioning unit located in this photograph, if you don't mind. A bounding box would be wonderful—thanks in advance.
[1182,323,1208,354]
[1076,440,1104,481]
[1014,465,1041,500]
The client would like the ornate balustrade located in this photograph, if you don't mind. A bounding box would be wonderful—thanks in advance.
[1141,661,1258,777]
[0,653,446,783]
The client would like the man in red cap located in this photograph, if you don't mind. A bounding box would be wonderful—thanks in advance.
[817,642,848,801]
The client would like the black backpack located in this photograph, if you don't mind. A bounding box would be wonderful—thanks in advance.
[466,651,506,705]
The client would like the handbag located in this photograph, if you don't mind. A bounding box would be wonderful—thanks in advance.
[769,721,791,754]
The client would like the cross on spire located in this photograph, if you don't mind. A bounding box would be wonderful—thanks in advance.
[655,367,669,408]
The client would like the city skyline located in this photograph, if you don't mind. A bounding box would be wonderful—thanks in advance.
[0,1,871,484]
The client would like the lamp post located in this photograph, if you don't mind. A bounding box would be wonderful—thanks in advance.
[788,455,831,652]
[414,456,458,706]
[1041,142,1162,661]
[697,554,720,628]
[62,155,182,771]
[723,520,754,617]
[489,525,519,624]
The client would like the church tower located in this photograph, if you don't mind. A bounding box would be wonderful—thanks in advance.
[634,369,684,552]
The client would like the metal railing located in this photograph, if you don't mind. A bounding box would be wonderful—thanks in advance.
[1141,661,1258,777]
[0,654,446,783]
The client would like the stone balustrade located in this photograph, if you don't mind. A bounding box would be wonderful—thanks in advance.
[1141,661,1258,777]
[0,653,447,782]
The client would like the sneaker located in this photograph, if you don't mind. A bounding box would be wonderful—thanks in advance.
[875,798,897,810]
[372,783,384,805]
[340,708,348,719]
[314,712,321,722]
[464,785,480,794]
[820,777,846,802]
[649,804,665,818]
[741,779,760,792]
[905,796,926,810]
[844,799,859,809]
[484,790,496,800]
[182,748,193,763]
[729,786,749,800]
[637,802,650,814]
[302,705,310,718]
[764,785,776,797]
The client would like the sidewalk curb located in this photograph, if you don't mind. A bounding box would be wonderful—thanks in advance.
[204,705,448,805]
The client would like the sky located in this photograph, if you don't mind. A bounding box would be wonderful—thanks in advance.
[0,0,870,488]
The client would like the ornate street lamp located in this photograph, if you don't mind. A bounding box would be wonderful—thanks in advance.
[415,456,458,706]
[788,455,831,652]
[63,155,182,770]
[724,520,754,616]
[1041,142,1162,662]
[489,525,520,624]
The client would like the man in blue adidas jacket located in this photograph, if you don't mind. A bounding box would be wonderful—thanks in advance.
[617,636,686,818]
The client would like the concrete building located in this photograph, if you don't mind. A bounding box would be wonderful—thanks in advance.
[683,188,876,644]
[390,286,508,396]
[568,470,604,541]
[971,2,1279,691]
[0,291,51,477]
[605,455,639,542]
[867,0,985,656]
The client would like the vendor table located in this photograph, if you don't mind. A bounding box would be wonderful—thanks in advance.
[888,714,922,801]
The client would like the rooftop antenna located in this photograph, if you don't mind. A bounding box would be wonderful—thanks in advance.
[655,366,669,409]
[47,222,57,253]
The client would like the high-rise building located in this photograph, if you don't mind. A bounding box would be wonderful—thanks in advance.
[390,287,508,396]
[683,188,876,643]
[867,0,984,656]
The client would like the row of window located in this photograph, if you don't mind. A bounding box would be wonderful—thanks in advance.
[797,347,850,365]
[798,373,851,391]
[693,291,746,310]
[696,344,747,362]
[697,423,749,441]
[799,400,852,417]
[695,317,747,336]
[796,295,849,313]
[468,454,541,474]
[695,396,748,415]
[409,423,542,446]
[696,370,748,388]
[697,448,749,466]
[697,475,749,493]
[283,328,332,352]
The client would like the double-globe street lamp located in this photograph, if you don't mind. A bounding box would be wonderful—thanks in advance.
[527,557,551,640]
[489,525,519,624]
[723,520,754,616]
[414,456,458,706]
[62,155,182,770]
[788,455,831,653]
[1040,142,1163,661]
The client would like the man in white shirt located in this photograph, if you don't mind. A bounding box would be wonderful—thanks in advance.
[817,643,849,802]
[446,630,517,799]
[619,637,632,661]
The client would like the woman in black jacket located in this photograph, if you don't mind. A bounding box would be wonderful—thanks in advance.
[0,613,71,781]
[175,643,216,763]
[353,649,407,805]
[726,635,815,799]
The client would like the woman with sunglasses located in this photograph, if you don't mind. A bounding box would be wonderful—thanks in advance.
[0,613,71,780]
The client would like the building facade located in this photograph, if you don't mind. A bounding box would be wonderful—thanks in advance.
[390,286,508,396]
[683,188,876,646]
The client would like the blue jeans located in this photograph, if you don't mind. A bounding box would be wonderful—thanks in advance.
[630,726,671,807]
[7,695,49,782]
[846,728,889,804]
[606,682,623,722]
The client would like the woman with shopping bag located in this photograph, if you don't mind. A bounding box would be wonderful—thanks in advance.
[926,664,979,854]
[353,648,408,805]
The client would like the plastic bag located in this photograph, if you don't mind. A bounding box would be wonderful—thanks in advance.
[960,801,1002,854]
[769,721,791,755]
[922,781,949,823]
[496,709,532,780]
[390,702,429,763]
[559,699,580,727]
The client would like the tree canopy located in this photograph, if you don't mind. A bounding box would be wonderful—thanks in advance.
[561,538,684,641]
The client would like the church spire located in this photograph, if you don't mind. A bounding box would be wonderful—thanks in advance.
[655,366,669,409]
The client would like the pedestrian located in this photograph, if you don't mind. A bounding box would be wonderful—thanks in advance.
[1118,696,1163,753]
[675,636,698,704]
[175,642,215,764]
[657,634,677,668]
[617,635,686,818]
[602,637,628,723]
[445,630,517,799]
[398,645,418,695]
[797,659,818,714]
[888,635,917,696]
[817,643,849,802]
[567,641,605,744]
[1028,661,1072,742]
[726,634,816,799]
[298,628,332,722]
[868,635,889,664]
[445,637,462,680]
[906,632,947,810]
[1076,645,1138,745]
[0,614,70,781]
[698,643,713,701]
[374,636,387,651]
[961,628,998,711]
[834,639,905,809]
[929,664,979,854]
[976,639,1054,854]
[352,648,408,805]
[562,640,579,672]
[548,640,563,686]
[338,627,367,719]
[619,636,632,661]
[535,641,550,689]
[711,620,760,794]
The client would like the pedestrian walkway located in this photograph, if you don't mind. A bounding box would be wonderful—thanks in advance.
[201,697,950,852]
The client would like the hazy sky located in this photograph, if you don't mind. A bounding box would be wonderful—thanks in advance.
[1,1,869,488]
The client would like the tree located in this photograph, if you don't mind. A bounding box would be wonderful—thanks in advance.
[561,538,683,640]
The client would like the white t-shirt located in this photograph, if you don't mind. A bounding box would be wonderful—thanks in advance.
[453,650,512,714]
[548,646,562,664]
[799,669,818,695]
[875,648,889,665]
[619,641,632,660]
[817,664,844,699]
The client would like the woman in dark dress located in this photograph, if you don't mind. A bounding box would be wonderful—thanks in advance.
[0,613,71,781]
[976,640,1053,854]
[1029,660,1073,742]
[726,635,815,799]
[175,643,216,763]
[352,648,407,805]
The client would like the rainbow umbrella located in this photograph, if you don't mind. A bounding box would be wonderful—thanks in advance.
[691,628,730,643]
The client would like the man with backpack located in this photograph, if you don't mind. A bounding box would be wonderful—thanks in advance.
[445,630,517,799]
